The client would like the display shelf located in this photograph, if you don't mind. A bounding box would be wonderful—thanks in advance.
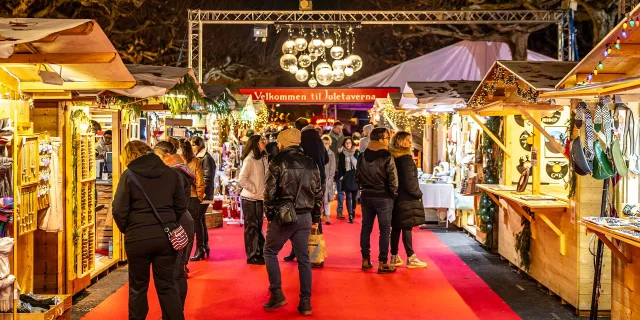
[16,294,72,320]
[18,186,37,235]
[17,136,39,186]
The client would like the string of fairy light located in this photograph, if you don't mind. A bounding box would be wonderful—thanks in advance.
[580,13,640,86]
[372,101,452,130]
[469,66,539,108]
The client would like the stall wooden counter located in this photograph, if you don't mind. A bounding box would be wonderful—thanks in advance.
[582,220,640,319]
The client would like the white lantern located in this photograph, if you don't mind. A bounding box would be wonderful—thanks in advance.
[332,59,346,70]
[309,53,319,62]
[317,68,334,86]
[299,55,312,68]
[330,46,344,59]
[294,38,308,51]
[324,38,334,48]
[289,65,298,74]
[295,69,309,82]
[344,67,354,77]
[282,40,297,55]
[347,54,363,72]
[308,77,318,88]
[280,54,298,71]
[315,62,332,75]
[332,68,345,81]
[308,39,324,56]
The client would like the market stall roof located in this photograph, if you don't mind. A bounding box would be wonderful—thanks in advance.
[555,4,640,89]
[398,81,480,113]
[0,18,135,94]
[108,64,201,99]
[541,75,640,99]
[347,40,555,89]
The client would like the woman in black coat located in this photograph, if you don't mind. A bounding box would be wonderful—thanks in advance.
[338,137,360,223]
[192,136,215,258]
[388,131,427,269]
[113,141,187,320]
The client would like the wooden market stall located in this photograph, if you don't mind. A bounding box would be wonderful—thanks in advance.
[456,60,615,315]
[0,17,135,318]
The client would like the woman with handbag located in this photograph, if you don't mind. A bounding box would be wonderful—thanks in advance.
[388,132,428,269]
[180,140,206,261]
[338,137,360,223]
[238,135,268,264]
[113,141,188,320]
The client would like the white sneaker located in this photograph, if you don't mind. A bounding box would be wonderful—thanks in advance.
[390,255,404,267]
[407,254,427,269]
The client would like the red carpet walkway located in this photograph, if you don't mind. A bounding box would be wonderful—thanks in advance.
[82,203,520,320]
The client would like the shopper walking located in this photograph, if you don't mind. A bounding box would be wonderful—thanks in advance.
[356,128,398,274]
[238,135,268,265]
[113,141,187,320]
[329,122,346,218]
[263,128,322,316]
[388,132,428,269]
[153,141,195,309]
[180,140,206,261]
[338,137,359,223]
[322,135,336,225]
[192,136,215,261]
[359,124,374,153]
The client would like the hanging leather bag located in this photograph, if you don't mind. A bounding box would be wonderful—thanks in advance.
[612,104,630,176]
[592,102,614,180]
[571,102,594,176]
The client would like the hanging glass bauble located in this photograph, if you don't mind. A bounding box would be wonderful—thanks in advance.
[344,67,354,77]
[294,38,308,52]
[282,40,297,55]
[299,55,312,68]
[309,53,319,62]
[330,46,345,59]
[347,54,363,72]
[308,77,318,88]
[308,39,324,56]
[315,62,332,75]
[332,59,346,70]
[289,65,299,74]
[343,56,353,67]
[324,38,334,48]
[295,69,309,82]
[332,68,345,81]
[280,54,298,71]
[317,68,334,86]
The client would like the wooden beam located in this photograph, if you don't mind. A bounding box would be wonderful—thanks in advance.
[0,68,20,91]
[518,107,569,159]
[501,198,536,239]
[21,81,136,92]
[608,44,640,57]
[0,53,116,65]
[537,213,566,256]
[591,230,631,264]
[469,113,511,158]
[31,92,72,100]
[576,73,626,83]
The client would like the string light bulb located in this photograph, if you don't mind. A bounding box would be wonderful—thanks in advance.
[624,22,628,29]
[608,46,613,54]
[632,18,636,28]
[623,30,628,38]
[617,37,621,44]
[594,68,598,75]
[598,61,604,69]
[587,73,593,81]
[615,43,621,50]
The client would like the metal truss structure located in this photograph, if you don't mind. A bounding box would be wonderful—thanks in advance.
[188,9,576,82]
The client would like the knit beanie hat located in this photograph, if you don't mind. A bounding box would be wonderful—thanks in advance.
[278,128,301,148]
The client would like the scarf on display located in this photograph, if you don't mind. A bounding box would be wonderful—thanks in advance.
[343,148,357,172]
[0,237,14,312]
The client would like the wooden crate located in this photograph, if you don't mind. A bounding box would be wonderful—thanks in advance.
[206,210,223,229]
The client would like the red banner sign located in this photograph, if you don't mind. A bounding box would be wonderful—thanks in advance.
[238,87,399,104]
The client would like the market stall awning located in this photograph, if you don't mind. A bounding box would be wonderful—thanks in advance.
[108,64,201,99]
[555,4,640,89]
[0,18,135,94]
[400,81,480,113]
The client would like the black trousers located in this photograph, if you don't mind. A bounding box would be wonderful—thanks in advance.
[174,219,195,311]
[241,198,265,260]
[125,237,184,320]
[345,190,358,218]
[198,203,210,248]
[360,197,393,262]
[188,197,205,249]
[390,227,415,257]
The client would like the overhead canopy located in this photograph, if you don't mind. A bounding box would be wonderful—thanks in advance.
[109,64,201,99]
[0,18,135,93]
[398,81,480,113]
[347,40,555,89]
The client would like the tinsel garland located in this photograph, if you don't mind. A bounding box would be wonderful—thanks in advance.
[476,116,504,249]
[515,208,533,272]
[69,109,90,276]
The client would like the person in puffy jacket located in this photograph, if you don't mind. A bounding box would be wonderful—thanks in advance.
[262,129,322,316]
[192,136,215,261]
[356,127,399,274]
[113,141,187,320]
[388,131,428,269]
[238,135,268,265]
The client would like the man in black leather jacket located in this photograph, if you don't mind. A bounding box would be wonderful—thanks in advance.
[262,128,322,316]
[356,127,399,274]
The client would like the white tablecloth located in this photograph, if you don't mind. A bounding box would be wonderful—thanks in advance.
[420,183,456,222]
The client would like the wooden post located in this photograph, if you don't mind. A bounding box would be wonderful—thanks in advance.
[531,111,541,195]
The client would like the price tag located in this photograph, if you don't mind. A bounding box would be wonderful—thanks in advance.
[531,147,539,167]
[570,200,576,224]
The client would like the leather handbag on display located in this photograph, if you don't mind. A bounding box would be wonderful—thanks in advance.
[571,103,594,176]
[592,102,615,180]
[592,141,614,180]
[611,104,629,176]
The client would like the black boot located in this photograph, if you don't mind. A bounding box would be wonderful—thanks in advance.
[263,289,287,310]
[247,256,266,265]
[283,252,296,262]
[190,247,205,261]
[348,215,354,223]
[298,298,312,316]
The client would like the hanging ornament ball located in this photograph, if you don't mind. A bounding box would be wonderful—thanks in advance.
[280,54,298,71]
[309,53,319,62]
[315,62,332,75]
[344,67,354,77]
[316,68,334,86]
[294,38,308,52]
[332,59,346,70]
[332,68,345,81]
[347,54,363,72]
[308,77,318,88]
[330,46,345,59]
[289,65,299,74]
[299,55,312,68]
[308,39,324,56]
[295,69,309,82]
[324,38,334,48]
[282,40,297,55]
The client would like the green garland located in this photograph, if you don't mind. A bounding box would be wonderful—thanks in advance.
[515,208,533,272]
[69,109,90,276]
[476,116,504,249]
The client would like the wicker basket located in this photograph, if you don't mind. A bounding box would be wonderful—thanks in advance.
[206,210,223,228]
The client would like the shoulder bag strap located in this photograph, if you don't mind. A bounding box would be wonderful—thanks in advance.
[127,171,171,234]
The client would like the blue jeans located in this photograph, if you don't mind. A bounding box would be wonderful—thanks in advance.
[335,174,344,215]
[359,197,394,263]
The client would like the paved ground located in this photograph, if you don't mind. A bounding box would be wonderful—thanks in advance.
[72,227,601,320]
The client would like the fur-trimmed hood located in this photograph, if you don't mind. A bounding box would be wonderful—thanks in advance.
[389,146,412,158]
